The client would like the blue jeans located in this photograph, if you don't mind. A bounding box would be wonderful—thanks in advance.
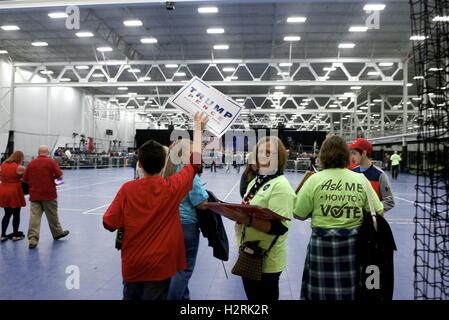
[168,223,200,300]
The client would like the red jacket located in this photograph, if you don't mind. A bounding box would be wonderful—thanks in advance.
[23,155,62,202]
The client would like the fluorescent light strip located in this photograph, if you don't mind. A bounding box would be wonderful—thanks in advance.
[279,62,293,67]
[141,38,157,44]
[97,47,112,52]
[32,42,48,46]
[60,78,71,82]
[323,67,336,71]
[1,25,20,31]
[367,71,380,76]
[123,20,142,27]
[139,77,151,81]
[222,67,235,72]
[379,62,394,67]
[76,31,94,38]
[198,7,218,13]
[165,64,179,68]
[207,28,224,34]
[350,86,362,90]
[213,44,229,50]
[284,36,301,41]
[0,50,8,54]
[410,35,427,41]
[363,4,386,11]
[338,43,355,49]
[40,70,53,75]
[118,87,128,91]
[413,75,424,79]
[75,65,89,70]
[127,68,141,73]
[275,86,286,90]
[92,74,105,78]
[433,16,449,22]
[174,72,186,77]
[287,17,307,23]
[349,26,368,32]
[48,12,68,19]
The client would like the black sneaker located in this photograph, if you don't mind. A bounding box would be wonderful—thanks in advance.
[54,230,70,240]
[29,243,37,249]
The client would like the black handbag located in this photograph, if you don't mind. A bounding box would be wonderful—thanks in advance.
[21,181,29,195]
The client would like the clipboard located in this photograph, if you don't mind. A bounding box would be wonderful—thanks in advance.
[203,203,290,222]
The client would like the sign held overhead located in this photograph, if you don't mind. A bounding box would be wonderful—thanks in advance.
[168,77,244,137]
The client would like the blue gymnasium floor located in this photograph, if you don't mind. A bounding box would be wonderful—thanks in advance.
[0,167,416,300]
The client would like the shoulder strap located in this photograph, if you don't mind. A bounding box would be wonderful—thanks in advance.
[360,174,378,231]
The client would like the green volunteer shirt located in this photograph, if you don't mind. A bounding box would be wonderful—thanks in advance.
[238,175,295,273]
[294,168,384,229]
[390,154,401,166]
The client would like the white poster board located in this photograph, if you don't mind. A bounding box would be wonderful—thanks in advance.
[167,77,244,137]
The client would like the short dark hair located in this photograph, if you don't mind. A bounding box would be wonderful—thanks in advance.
[138,140,167,175]
[319,135,349,169]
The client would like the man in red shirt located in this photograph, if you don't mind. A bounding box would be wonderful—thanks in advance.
[103,112,208,300]
[23,145,69,249]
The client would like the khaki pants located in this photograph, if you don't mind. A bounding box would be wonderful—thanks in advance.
[28,200,64,245]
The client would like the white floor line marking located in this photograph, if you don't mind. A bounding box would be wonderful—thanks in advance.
[222,179,241,202]
[57,178,126,192]
[395,196,415,204]
[82,203,111,215]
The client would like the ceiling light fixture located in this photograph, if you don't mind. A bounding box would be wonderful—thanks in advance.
[207,28,225,34]
[379,62,394,67]
[410,35,427,41]
[350,86,362,90]
[97,47,112,52]
[287,17,307,23]
[32,41,48,47]
[349,26,368,32]
[118,87,128,91]
[48,12,68,19]
[283,36,301,41]
[76,31,94,38]
[433,16,449,22]
[165,64,179,68]
[127,68,141,73]
[367,71,381,76]
[0,50,8,54]
[323,67,337,71]
[213,44,229,50]
[1,25,20,31]
[198,7,218,14]
[222,67,236,72]
[174,72,186,77]
[141,38,157,44]
[75,65,89,70]
[40,70,53,75]
[279,62,293,67]
[60,78,71,82]
[363,4,386,11]
[338,43,355,49]
[123,20,143,27]
[275,86,286,90]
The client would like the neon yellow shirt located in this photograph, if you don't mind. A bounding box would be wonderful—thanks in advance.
[390,154,401,166]
[294,168,384,229]
[238,175,295,273]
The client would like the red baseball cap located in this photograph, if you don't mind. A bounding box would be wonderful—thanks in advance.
[349,138,372,156]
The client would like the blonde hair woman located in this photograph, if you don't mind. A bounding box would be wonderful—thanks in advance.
[235,136,295,301]
[164,139,209,300]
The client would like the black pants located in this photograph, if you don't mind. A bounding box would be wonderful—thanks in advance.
[123,278,171,300]
[391,165,399,180]
[1,207,21,237]
[211,161,216,172]
[242,272,282,301]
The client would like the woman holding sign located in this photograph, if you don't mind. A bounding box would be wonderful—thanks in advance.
[294,136,384,300]
[235,136,295,301]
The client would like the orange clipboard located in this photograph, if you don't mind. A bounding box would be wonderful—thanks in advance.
[203,203,290,222]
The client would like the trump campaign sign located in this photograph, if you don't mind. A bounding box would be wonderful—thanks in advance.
[168,77,244,137]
